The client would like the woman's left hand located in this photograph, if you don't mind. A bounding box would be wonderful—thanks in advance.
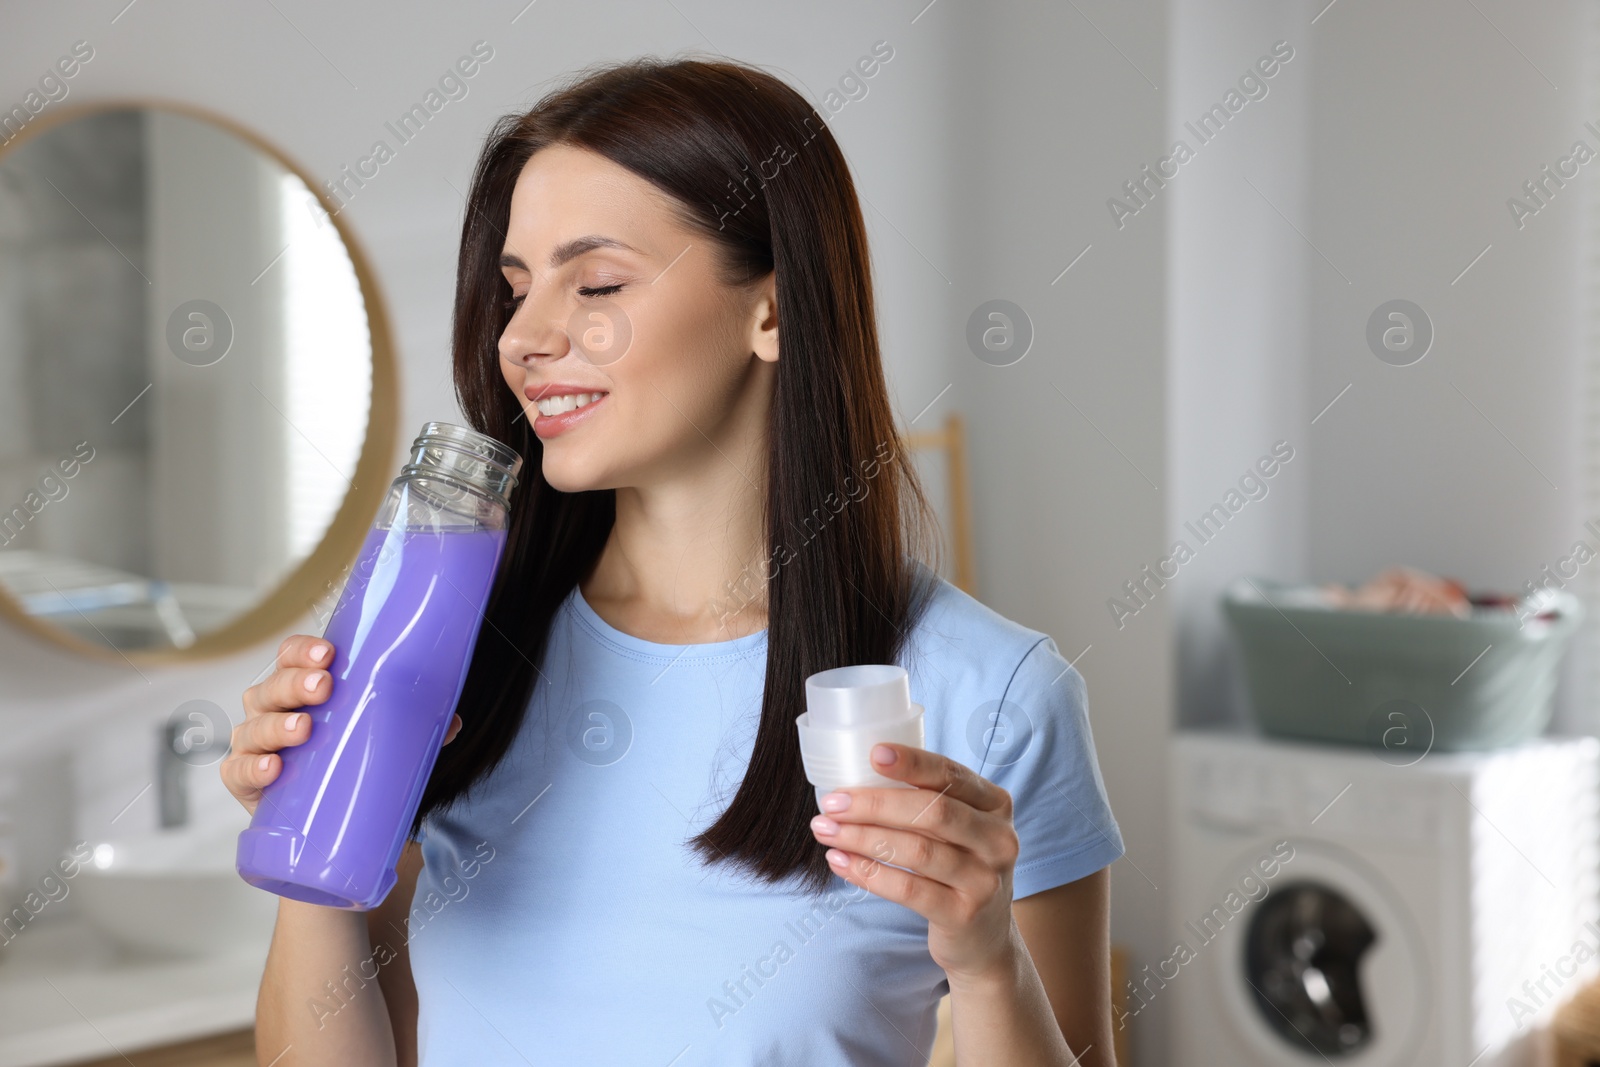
[809,742,1021,982]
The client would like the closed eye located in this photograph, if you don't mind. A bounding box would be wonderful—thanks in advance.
[502,283,623,313]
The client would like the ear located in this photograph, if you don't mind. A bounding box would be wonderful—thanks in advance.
[748,271,779,364]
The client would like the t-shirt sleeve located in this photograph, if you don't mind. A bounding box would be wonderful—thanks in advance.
[975,636,1124,901]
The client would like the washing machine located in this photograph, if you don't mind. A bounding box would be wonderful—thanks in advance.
[1168,729,1600,1067]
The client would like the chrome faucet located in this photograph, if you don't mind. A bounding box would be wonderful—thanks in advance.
[157,721,188,828]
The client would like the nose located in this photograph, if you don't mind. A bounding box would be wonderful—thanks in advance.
[497,288,569,368]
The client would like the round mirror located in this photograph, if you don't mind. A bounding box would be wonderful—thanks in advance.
[0,101,397,662]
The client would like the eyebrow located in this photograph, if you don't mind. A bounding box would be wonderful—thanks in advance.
[499,235,642,273]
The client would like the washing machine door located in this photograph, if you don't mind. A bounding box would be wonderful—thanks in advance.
[1246,881,1378,1054]
[1212,840,1431,1066]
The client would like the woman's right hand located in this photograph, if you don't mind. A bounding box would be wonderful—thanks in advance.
[222,634,333,815]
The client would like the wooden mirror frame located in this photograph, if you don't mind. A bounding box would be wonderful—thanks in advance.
[0,98,400,666]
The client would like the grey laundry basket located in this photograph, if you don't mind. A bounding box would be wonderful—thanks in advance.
[1221,577,1584,752]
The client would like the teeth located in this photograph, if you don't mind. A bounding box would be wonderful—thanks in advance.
[535,392,605,417]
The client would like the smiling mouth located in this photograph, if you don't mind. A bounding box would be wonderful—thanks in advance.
[534,391,608,417]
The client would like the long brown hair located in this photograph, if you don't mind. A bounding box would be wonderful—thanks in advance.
[415,55,938,892]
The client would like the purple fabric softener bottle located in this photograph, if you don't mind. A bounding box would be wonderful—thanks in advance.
[236,422,521,909]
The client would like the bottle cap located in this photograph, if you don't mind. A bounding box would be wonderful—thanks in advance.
[804,664,911,727]
[797,665,923,810]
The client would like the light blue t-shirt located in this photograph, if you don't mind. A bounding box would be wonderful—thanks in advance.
[409,571,1123,1065]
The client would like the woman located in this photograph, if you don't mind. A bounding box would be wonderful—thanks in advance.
[225,56,1123,1066]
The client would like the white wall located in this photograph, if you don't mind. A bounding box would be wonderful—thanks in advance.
[948,1,1173,1062]
[1165,0,1593,741]
[1302,0,1589,733]
[1168,2,1311,732]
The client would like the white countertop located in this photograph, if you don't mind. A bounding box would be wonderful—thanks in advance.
[0,918,263,1067]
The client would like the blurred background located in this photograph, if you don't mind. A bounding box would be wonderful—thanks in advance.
[0,0,1596,1064]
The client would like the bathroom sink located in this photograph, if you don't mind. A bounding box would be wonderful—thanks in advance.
[74,822,278,959]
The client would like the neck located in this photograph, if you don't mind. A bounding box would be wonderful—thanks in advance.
[581,450,770,647]
[583,479,767,644]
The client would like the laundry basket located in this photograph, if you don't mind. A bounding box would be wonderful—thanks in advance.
[1221,578,1583,752]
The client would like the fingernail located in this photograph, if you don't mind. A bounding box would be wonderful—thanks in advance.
[257,755,271,771]
[310,643,329,663]
[826,849,849,866]
[303,672,323,693]
[284,714,301,732]
[811,815,839,836]
[871,744,896,765]
[820,792,851,813]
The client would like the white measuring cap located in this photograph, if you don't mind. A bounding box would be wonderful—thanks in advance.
[797,665,925,809]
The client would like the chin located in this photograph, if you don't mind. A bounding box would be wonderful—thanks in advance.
[540,455,613,495]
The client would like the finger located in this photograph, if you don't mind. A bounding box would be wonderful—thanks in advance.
[243,666,332,718]
[821,783,999,857]
[220,749,282,802]
[242,636,330,711]
[823,846,963,923]
[811,816,972,887]
[443,714,463,746]
[825,784,1018,867]
[277,633,335,670]
[230,708,313,757]
[862,744,1010,815]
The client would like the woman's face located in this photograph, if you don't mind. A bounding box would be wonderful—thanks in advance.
[497,144,777,493]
